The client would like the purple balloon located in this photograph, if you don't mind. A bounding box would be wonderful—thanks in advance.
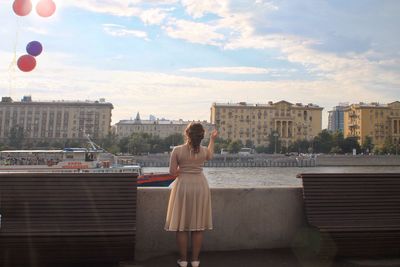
[26,41,43,57]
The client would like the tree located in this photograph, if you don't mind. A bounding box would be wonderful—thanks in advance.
[118,137,130,153]
[255,145,269,154]
[245,139,254,148]
[227,140,243,153]
[361,136,374,154]
[8,126,25,149]
[267,131,281,154]
[341,136,361,154]
[313,130,333,153]
[288,139,310,154]
[163,133,184,150]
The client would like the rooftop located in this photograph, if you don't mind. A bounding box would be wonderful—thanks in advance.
[0,96,113,106]
[213,100,322,109]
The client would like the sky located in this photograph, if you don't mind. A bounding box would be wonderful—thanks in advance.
[0,0,399,128]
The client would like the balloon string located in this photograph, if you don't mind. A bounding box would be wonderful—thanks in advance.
[8,17,20,96]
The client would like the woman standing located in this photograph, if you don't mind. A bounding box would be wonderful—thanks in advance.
[165,122,218,267]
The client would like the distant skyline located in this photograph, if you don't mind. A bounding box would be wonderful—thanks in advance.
[0,0,399,128]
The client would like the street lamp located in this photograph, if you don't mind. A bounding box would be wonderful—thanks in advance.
[273,132,279,154]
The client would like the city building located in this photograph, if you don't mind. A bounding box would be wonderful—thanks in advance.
[327,103,349,133]
[343,101,400,148]
[115,113,215,139]
[210,101,323,147]
[0,96,113,143]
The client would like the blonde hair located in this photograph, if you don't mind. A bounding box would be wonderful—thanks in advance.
[185,122,205,154]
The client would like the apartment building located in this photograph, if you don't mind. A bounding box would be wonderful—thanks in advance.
[210,101,323,147]
[343,101,400,148]
[0,96,113,142]
[115,113,215,139]
[328,103,349,133]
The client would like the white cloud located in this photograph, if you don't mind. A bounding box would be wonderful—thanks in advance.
[1,50,398,128]
[163,18,225,46]
[181,0,229,19]
[140,8,171,25]
[64,1,142,17]
[103,24,149,40]
[180,66,271,74]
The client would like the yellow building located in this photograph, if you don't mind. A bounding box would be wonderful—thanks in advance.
[210,101,323,147]
[0,96,113,143]
[343,101,400,148]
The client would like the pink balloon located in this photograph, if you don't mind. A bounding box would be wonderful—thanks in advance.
[17,55,37,72]
[13,0,32,16]
[36,0,56,17]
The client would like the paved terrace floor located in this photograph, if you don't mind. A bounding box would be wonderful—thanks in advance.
[120,249,400,267]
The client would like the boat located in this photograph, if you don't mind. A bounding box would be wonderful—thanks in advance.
[0,148,176,187]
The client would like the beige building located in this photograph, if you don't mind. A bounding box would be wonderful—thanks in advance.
[116,113,215,139]
[343,101,400,148]
[0,96,113,142]
[210,101,323,147]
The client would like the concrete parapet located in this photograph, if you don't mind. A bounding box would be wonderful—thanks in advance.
[136,187,306,260]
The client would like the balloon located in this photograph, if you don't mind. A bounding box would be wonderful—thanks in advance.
[26,41,43,57]
[13,0,32,16]
[36,0,56,17]
[17,55,37,72]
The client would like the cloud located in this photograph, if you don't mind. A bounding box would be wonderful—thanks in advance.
[103,24,149,40]
[64,1,142,17]
[163,18,225,46]
[180,66,271,74]
[1,50,398,128]
[140,8,172,25]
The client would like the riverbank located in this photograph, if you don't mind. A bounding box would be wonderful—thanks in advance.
[119,154,400,167]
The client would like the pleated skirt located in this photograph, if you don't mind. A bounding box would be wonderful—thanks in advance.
[165,172,213,231]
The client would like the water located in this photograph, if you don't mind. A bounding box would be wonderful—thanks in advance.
[143,166,400,188]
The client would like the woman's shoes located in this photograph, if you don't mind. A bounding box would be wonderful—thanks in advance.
[177,259,188,267]
[191,261,200,267]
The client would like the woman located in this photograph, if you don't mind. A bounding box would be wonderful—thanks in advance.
[165,122,218,267]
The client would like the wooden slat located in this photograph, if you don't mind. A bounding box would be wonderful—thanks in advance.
[0,172,137,266]
[298,172,400,257]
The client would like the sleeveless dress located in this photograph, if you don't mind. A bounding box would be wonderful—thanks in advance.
[164,144,213,231]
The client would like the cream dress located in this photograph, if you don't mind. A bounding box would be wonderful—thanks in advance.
[164,144,213,231]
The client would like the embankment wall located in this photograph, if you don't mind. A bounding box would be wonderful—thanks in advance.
[136,187,306,260]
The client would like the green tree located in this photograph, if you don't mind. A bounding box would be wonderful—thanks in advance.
[288,139,310,154]
[118,137,130,153]
[129,133,151,155]
[361,136,374,154]
[8,126,25,149]
[313,129,333,153]
[163,133,184,150]
[341,136,361,154]
[267,131,281,154]
[245,139,254,148]
[227,140,243,153]
[255,145,269,154]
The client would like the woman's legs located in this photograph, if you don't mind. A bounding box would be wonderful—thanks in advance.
[191,231,204,261]
[176,231,189,261]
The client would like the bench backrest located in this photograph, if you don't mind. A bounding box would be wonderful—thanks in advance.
[0,172,137,266]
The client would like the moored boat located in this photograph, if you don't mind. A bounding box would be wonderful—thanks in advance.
[0,148,175,187]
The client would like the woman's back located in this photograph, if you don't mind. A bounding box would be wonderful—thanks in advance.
[170,144,212,175]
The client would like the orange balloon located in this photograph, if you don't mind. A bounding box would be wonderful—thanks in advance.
[13,0,32,16]
[17,55,37,72]
[36,0,56,17]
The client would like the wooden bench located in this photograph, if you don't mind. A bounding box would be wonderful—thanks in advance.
[297,173,400,257]
[0,172,137,266]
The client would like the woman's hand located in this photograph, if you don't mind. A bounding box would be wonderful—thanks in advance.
[210,129,218,141]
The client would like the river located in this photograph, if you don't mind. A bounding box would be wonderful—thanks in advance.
[143,166,400,188]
